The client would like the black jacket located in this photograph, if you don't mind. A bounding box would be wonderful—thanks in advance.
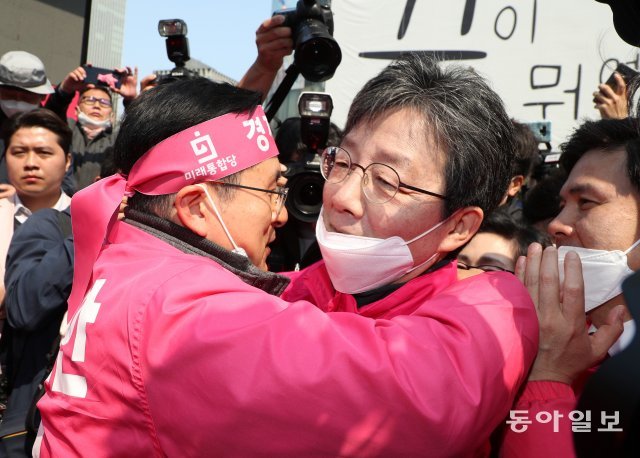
[0,207,73,436]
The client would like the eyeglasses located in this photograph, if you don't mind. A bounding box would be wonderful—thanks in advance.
[457,261,514,274]
[80,96,112,108]
[210,181,289,218]
[320,146,447,204]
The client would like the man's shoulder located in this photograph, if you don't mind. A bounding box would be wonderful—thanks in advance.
[12,207,68,239]
[102,224,242,289]
[439,271,533,309]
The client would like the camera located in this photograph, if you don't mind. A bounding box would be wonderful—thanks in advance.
[283,92,333,222]
[525,121,561,182]
[157,19,196,81]
[276,0,342,82]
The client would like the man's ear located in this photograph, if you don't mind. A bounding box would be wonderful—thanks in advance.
[174,185,209,237]
[507,175,525,198]
[436,206,484,253]
[64,153,71,172]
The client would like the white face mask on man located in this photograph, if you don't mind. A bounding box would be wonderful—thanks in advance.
[558,238,640,313]
[77,111,112,130]
[316,209,448,294]
[0,99,39,117]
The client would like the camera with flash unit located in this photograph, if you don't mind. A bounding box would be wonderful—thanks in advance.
[283,92,334,223]
[157,19,196,80]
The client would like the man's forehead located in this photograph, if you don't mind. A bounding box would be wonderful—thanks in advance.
[82,88,111,99]
[563,147,628,193]
[573,147,626,172]
[11,126,57,143]
[342,115,440,170]
[248,157,280,182]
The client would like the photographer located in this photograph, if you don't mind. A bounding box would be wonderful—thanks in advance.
[238,1,340,101]
[44,65,137,192]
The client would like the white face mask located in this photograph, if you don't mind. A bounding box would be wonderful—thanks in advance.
[0,99,39,117]
[558,238,640,313]
[198,184,247,258]
[316,208,448,294]
[77,111,112,130]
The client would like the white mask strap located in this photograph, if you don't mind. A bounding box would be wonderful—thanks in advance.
[624,237,640,255]
[405,214,450,245]
[406,252,438,274]
[198,183,247,257]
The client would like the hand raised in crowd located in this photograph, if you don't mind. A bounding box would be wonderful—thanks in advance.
[516,243,624,385]
[59,65,89,95]
[139,74,158,93]
[0,183,16,200]
[237,15,293,100]
[255,14,294,73]
[593,72,628,119]
[112,66,138,101]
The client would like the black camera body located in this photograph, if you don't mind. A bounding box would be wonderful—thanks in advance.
[284,153,325,223]
[277,0,342,82]
[283,92,333,222]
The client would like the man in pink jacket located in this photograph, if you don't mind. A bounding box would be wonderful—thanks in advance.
[35,55,537,457]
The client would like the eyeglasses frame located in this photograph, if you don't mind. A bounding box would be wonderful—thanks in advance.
[456,260,514,274]
[209,181,289,217]
[79,95,112,108]
[321,146,447,202]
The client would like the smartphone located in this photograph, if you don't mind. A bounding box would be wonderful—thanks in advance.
[605,63,639,90]
[82,65,123,89]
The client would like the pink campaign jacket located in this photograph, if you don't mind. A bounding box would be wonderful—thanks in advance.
[37,220,538,457]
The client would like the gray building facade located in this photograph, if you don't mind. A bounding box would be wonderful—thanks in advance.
[0,0,126,85]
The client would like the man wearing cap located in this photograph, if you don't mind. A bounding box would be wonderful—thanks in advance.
[0,51,55,189]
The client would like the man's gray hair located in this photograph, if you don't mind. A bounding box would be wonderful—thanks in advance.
[345,53,515,216]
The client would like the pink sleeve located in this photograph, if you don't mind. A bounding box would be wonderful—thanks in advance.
[281,260,335,311]
[500,381,577,458]
[139,267,538,456]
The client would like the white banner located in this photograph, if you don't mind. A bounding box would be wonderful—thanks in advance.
[325,0,638,146]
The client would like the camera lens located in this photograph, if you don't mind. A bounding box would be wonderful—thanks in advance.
[294,19,342,82]
[286,172,325,222]
[299,181,322,206]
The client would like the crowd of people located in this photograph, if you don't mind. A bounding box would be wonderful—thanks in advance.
[0,7,637,458]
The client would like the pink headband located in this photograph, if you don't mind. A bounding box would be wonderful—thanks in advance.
[67,106,278,314]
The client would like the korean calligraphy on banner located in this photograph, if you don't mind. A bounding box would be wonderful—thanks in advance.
[325,0,639,146]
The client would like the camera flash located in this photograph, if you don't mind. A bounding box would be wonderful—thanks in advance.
[158,19,188,37]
